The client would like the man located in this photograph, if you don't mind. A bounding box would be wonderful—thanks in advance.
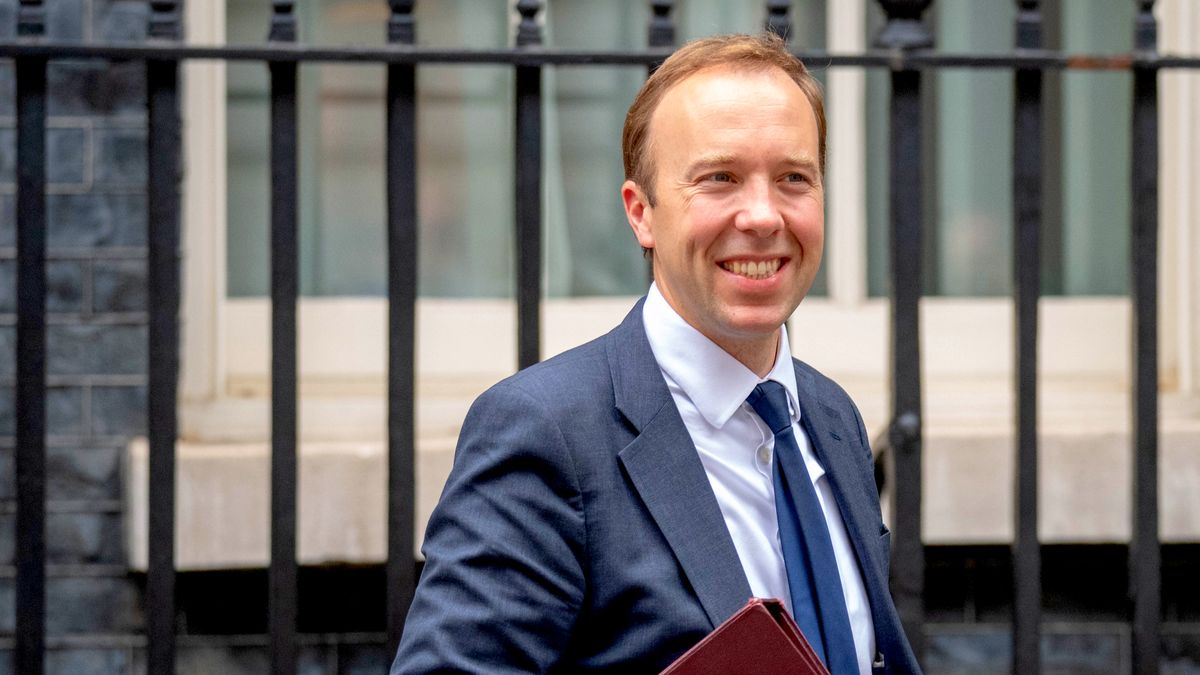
[393,33,920,674]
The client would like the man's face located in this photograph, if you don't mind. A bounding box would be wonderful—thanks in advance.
[623,65,824,365]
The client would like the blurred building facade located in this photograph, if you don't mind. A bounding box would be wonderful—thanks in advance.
[2,0,1200,672]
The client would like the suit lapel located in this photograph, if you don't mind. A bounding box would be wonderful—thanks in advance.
[793,364,892,621]
[608,302,752,628]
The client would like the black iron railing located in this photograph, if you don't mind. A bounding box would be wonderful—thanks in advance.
[13,3,47,674]
[2,0,1193,673]
[144,2,184,673]
[384,0,418,661]
[1011,2,1044,671]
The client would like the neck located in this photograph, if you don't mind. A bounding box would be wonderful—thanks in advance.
[715,331,780,379]
[651,282,784,378]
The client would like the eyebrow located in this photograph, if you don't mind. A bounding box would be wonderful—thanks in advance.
[683,153,820,176]
[780,155,820,173]
[683,153,738,176]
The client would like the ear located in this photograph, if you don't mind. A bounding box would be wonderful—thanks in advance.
[622,179,655,250]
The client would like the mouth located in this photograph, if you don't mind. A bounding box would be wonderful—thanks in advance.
[720,258,783,280]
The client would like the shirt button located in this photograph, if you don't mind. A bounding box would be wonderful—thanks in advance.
[756,445,771,465]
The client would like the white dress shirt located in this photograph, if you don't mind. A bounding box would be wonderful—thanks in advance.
[642,284,875,675]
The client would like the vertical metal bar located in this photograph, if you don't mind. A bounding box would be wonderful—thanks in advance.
[647,0,675,74]
[14,1,46,673]
[874,0,932,661]
[385,0,418,658]
[887,65,927,669]
[268,3,299,674]
[146,2,183,674]
[765,0,792,41]
[1130,2,1160,673]
[1011,2,1043,672]
[644,0,674,285]
[647,0,674,49]
[514,0,543,370]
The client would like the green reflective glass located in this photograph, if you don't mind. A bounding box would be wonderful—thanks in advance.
[226,0,828,298]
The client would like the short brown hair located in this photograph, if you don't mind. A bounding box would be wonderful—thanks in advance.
[621,33,826,205]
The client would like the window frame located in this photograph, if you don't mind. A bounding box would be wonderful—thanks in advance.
[179,0,1200,444]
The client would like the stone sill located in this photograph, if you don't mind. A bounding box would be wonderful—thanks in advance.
[127,390,1200,571]
[125,436,454,571]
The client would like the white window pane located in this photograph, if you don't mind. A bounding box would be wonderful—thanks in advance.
[1060,0,1132,296]
[865,0,1134,297]
[934,0,1013,297]
[225,0,830,298]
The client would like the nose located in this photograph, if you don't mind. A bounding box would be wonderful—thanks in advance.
[733,179,784,236]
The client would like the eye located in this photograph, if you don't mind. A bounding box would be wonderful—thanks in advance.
[784,172,809,183]
[707,172,733,183]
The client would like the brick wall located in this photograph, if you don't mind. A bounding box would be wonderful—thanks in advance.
[0,3,395,672]
[0,0,148,672]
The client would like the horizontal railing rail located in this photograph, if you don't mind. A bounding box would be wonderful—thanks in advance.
[1,41,1199,69]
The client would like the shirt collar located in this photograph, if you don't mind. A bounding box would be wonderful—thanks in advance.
[642,283,801,429]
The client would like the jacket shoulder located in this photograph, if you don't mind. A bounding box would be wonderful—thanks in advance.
[793,358,856,408]
[471,328,621,425]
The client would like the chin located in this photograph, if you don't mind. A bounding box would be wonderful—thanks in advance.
[720,311,792,340]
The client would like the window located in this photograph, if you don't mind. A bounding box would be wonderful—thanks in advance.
[180,0,1200,441]
[222,0,827,300]
[147,0,1200,570]
[865,0,1137,298]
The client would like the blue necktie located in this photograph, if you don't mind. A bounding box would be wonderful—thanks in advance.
[747,381,859,675]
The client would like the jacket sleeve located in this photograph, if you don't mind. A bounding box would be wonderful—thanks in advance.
[391,381,587,674]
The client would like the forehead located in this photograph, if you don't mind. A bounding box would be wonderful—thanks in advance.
[647,65,818,156]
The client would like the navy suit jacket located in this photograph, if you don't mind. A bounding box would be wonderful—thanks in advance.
[392,299,921,674]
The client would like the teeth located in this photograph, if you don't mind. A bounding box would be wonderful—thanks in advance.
[722,259,781,280]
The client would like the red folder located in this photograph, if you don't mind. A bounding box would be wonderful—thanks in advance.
[660,598,830,675]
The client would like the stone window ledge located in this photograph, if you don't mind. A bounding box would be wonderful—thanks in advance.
[126,391,1200,570]
[125,437,454,571]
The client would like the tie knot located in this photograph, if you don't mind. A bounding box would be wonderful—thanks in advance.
[746,380,792,434]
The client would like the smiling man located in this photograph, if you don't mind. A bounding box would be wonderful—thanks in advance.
[621,58,825,375]
[392,33,920,675]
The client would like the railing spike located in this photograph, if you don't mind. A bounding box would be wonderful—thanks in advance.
[1134,0,1157,52]
[389,0,416,45]
[17,0,45,37]
[516,0,543,48]
[270,0,297,43]
[765,0,792,42]
[647,0,675,81]
[873,0,933,50]
[1014,0,1042,49]
[648,0,675,49]
[148,0,181,40]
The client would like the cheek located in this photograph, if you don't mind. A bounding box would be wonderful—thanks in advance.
[683,206,732,251]
[804,221,825,247]
[787,203,824,244]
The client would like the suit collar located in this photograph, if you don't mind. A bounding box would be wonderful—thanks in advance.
[792,363,895,633]
[792,362,871,529]
[608,298,672,430]
[608,305,896,641]
[608,299,753,628]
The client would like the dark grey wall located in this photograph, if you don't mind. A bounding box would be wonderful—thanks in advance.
[0,0,149,672]
[0,3,395,672]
